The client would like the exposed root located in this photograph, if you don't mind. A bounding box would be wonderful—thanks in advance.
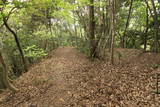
[0,52,19,92]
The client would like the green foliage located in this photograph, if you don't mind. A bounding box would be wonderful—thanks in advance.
[24,45,47,58]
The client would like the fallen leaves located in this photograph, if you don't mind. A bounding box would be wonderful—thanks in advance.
[1,48,160,107]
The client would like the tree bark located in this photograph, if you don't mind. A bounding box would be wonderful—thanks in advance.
[121,0,133,48]
[150,0,159,52]
[74,17,78,47]
[89,0,98,58]
[110,0,116,64]
[3,18,28,73]
[0,51,19,92]
[144,7,149,51]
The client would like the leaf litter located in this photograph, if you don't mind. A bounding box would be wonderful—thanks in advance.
[0,47,160,107]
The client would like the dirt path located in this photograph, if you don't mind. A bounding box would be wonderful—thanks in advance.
[1,47,160,107]
[0,47,89,107]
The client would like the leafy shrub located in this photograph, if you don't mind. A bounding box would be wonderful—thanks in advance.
[24,45,47,63]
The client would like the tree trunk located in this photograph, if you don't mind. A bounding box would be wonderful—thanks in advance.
[89,0,98,58]
[110,0,116,64]
[74,17,78,47]
[150,0,159,52]
[121,0,133,48]
[144,7,149,51]
[0,51,19,92]
[3,18,28,73]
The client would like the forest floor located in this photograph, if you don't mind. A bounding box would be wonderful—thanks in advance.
[0,47,160,107]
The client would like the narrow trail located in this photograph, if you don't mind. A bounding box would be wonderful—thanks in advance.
[0,47,89,107]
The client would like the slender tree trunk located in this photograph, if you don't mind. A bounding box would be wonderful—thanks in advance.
[74,17,78,47]
[144,7,149,51]
[122,0,133,48]
[150,0,159,52]
[110,0,116,64]
[89,0,98,58]
[3,18,28,73]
